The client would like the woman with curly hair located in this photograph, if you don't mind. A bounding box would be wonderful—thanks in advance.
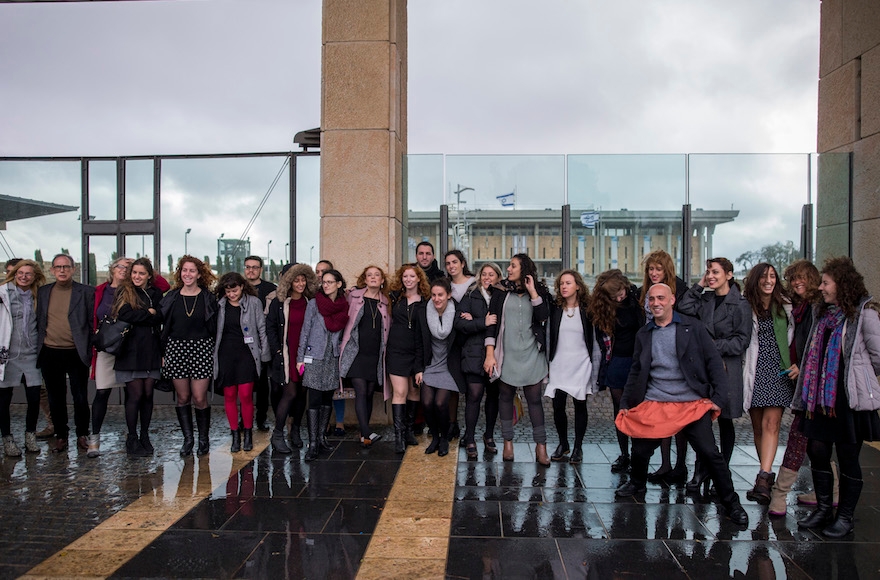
[0,260,46,456]
[636,250,689,483]
[386,263,429,453]
[741,263,795,504]
[545,269,596,464]
[589,269,645,472]
[769,259,824,515]
[297,268,349,460]
[112,258,164,457]
[483,254,553,464]
[160,255,218,456]
[340,265,390,447]
[213,272,270,453]
[794,257,880,537]
[677,257,751,492]
[266,263,317,453]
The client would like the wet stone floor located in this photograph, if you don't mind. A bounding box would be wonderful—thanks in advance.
[1,399,880,579]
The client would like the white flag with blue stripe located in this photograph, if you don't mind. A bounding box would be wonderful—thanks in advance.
[496,192,515,207]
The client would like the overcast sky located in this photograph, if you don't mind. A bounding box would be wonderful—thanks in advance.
[0,0,820,271]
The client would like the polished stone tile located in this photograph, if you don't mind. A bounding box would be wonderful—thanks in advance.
[95,508,189,531]
[381,499,454,521]
[350,460,402,485]
[455,485,544,502]
[542,486,594,503]
[571,464,631,489]
[234,532,370,579]
[171,497,245,531]
[327,440,403,461]
[64,529,163,551]
[358,556,446,579]
[592,503,713,540]
[28,549,139,578]
[499,501,606,539]
[556,538,688,579]
[109,530,264,579]
[446,537,564,578]
[299,482,391,499]
[774,539,879,578]
[450,501,502,537]
[690,503,822,542]
[222,497,339,533]
[469,442,535,463]
[301,461,364,485]
[457,461,582,489]
[666,540,810,579]
[365,535,449,560]
[322,498,384,534]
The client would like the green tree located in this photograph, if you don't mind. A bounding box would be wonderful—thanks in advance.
[34,249,43,265]
[88,253,98,285]
[736,241,800,275]
[216,254,224,275]
[167,254,173,274]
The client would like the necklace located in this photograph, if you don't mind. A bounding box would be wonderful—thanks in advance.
[182,292,198,318]
[566,306,577,318]
[406,301,415,329]
[367,298,379,329]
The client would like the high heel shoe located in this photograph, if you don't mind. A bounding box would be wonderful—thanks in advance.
[483,434,498,454]
[502,440,514,462]
[686,464,711,494]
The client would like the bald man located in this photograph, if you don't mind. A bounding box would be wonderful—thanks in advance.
[614,284,748,526]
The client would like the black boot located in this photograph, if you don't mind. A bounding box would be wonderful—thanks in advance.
[230,430,241,453]
[798,469,836,529]
[289,424,304,449]
[404,400,419,446]
[392,404,406,454]
[195,407,211,457]
[305,409,320,462]
[318,406,335,452]
[176,405,195,456]
[425,429,440,454]
[272,428,292,454]
[242,428,253,452]
[551,441,570,461]
[686,458,711,494]
[126,433,149,457]
[438,433,450,457]
[822,473,863,538]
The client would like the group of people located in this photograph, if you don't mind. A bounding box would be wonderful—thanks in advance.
[2,243,878,536]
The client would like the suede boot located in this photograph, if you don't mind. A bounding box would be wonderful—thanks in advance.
[392,403,406,454]
[769,466,799,516]
[305,409,320,462]
[176,405,195,456]
[798,469,835,529]
[822,473,863,538]
[195,407,211,456]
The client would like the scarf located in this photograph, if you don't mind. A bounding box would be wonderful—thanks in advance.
[315,291,349,333]
[426,300,455,340]
[17,285,34,331]
[801,305,846,416]
[480,285,491,306]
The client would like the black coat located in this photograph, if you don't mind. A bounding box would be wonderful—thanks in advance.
[114,286,164,371]
[620,313,728,411]
[37,281,95,368]
[547,301,594,363]
[159,289,219,352]
[454,285,495,377]
[414,300,466,392]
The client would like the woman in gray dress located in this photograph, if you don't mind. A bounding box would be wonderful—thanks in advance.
[0,259,45,456]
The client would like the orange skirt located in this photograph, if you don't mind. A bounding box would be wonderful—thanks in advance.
[615,399,720,439]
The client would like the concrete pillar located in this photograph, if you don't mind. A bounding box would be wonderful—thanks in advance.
[816,0,880,294]
[320,0,407,282]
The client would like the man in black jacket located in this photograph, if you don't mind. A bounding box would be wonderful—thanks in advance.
[614,284,748,526]
[415,241,445,281]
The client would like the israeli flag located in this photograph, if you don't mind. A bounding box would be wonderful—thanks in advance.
[496,192,515,207]
[580,211,600,229]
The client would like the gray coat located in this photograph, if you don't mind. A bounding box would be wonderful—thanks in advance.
[37,281,95,368]
[296,298,343,363]
[677,283,752,419]
[213,294,270,380]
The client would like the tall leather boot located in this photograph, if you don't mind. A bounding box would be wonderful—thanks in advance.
[176,405,195,456]
[769,466,799,516]
[392,403,406,454]
[194,407,211,456]
[798,469,835,529]
[318,406,335,452]
[404,400,419,445]
[798,460,840,506]
[305,409,320,462]
[822,473,863,538]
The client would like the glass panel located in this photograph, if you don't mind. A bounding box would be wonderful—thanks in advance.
[160,156,290,281]
[125,159,154,220]
[88,236,118,287]
[404,154,444,262]
[295,155,320,267]
[125,234,154,261]
[88,160,117,221]
[0,160,82,270]
[567,155,686,282]
[689,154,809,279]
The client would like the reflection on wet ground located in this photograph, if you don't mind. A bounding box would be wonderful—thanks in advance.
[3,403,880,579]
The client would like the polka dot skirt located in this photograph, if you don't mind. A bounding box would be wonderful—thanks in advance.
[163,337,214,380]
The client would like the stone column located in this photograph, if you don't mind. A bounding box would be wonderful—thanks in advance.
[320,0,407,282]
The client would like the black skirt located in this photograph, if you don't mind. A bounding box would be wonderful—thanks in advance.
[801,375,880,444]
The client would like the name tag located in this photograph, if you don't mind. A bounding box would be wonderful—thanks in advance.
[243,336,255,344]
[303,356,314,364]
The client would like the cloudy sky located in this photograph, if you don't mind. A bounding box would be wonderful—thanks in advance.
[0,0,820,272]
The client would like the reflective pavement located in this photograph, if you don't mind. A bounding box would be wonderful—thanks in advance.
[2,399,880,579]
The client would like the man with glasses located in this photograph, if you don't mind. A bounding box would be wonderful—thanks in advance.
[36,254,95,452]
[244,255,277,431]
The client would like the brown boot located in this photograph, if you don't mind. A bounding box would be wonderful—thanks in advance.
[746,471,774,505]
[535,443,550,466]
[502,440,514,462]
[769,466,799,516]
[35,386,54,439]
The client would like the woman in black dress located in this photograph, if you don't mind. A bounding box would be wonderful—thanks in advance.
[386,263,430,453]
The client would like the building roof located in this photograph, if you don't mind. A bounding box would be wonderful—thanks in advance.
[407,207,738,227]
[0,194,79,224]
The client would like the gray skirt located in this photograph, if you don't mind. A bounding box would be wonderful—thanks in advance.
[116,369,162,383]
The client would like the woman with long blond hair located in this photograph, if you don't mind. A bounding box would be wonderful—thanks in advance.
[339,265,390,447]
[160,255,218,456]
[386,263,430,453]
[0,260,46,456]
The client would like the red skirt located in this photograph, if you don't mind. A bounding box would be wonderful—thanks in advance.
[615,399,720,439]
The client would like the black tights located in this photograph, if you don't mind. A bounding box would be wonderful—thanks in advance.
[464,380,486,444]
[274,379,301,432]
[718,418,735,465]
[125,378,154,437]
[610,388,628,456]
[91,388,112,434]
[552,392,588,447]
[1,385,40,435]
[351,378,379,438]
[808,438,863,480]
[484,381,499,438]
[308,387,334,410]
[422,384,452,439]
[499,382,546,443]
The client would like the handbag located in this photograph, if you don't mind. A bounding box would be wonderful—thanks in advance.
[94,315,131,356]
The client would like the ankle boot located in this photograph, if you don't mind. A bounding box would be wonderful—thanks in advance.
[139,431,153,455]
[437,434,449,457]
[769,466,799,516]
[318,406,335,452]
[176,405,195,456]
[425,427,440,454]
[798,469,835,529]
[551,441,570,461]
[194,407,211,456]
[404,400,419,445]
[289,424,304,449]
[24,431,40,454]
[746,471,774,505]
[823,473,863,538]
[3,435,22,457]
[535,443,551,466]
[86,433,101,458]
[272,428,292,454]
[502,439,514,462]
[242,428,253,452]
[230,429,241,453]
[36,386,54,439]
[305,409,320,462]
[392,404,406,454]
[126,433,148,457]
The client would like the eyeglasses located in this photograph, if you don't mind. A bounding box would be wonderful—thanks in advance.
[52,265,73,271]
[16,271,35,278]
[113,264,129,270]
[321,280,340,286]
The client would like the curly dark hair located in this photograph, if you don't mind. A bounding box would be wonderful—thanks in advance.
[783,259,821,306]
[355,265,389,296]
[743,263,787,317]
[588,269,631,336]
[173,255,217,291]
[388,263,430,301]
[554,269,590,309]
[215,271,257,300]
[818,256,869,319]
[508,253,549,295]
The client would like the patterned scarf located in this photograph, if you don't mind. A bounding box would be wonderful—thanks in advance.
[801,305,846,416]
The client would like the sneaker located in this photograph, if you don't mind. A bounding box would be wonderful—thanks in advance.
[24,432,40,454]
[368,432,382,443]
[3,435,22,457]
[86,434,101,458]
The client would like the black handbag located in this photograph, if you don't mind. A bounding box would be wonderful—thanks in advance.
[94,316,131,356]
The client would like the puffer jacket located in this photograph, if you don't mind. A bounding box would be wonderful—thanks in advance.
[742,302,794,412]
[792,298,880,412]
